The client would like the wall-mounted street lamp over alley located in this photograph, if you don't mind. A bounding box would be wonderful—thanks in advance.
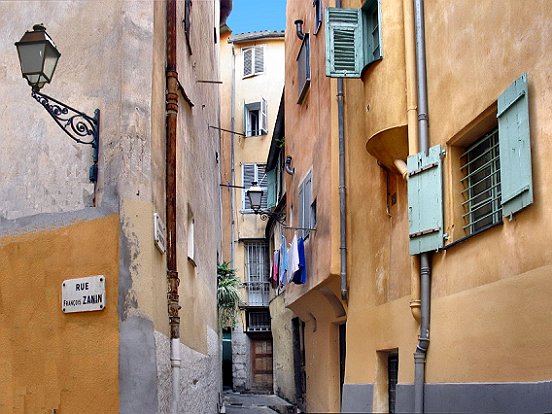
[246,181,286,225]
[15,24,100,182]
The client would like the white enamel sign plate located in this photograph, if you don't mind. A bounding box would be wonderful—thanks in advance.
[62,275,106,313]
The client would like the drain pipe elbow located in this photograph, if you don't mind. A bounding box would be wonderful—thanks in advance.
[394,159,409,180]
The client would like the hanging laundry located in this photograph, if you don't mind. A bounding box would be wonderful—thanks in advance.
[293,237,307,285]
[279,233,288,285]
[272,250,279,282]
[288,233,300,284]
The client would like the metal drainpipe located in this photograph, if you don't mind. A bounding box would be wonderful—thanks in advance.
[166,0,181,412]
[336,0,348,301]
[413,0,431,412]
[230,44,236,268]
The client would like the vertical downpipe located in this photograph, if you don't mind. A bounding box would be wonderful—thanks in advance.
[230,44,236,267]
[166,0,181,412]
[336,0,348,301]
[413,0,431,412]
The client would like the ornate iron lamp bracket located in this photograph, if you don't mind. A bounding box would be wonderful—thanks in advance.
[255,209,286,225]
[31,90,100,182]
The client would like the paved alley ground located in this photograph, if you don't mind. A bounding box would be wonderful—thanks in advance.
[222,390,295,414]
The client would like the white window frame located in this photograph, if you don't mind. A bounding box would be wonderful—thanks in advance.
[243,46,265,78]
[244,98,268,137]
[242,163,268,212]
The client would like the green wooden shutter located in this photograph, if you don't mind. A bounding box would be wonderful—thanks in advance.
[408,145,444,255]
[497,73,533,219]
[298,182,304,238]
[267,168,277,209]
[325,8,364,78]
[364,0,382,64]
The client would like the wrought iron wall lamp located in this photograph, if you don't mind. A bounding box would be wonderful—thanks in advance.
[246,182,286,225]
[15,24,100,182]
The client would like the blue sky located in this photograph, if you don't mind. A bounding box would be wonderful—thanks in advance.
[226,0,286,34]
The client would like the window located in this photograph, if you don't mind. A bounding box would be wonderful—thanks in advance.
[297,34,311,103]
[298,170,314,238]
[187,206,195,263]
[408,74,533,253]
[313,0,323,34]
[244,240,270,306]
[324,0,382,78]
[243,46,264,78]
[246,309,271,332]
[183,0,192,54]
[244,98,267,136]
[461,128,502,235]
[243,164,268,211]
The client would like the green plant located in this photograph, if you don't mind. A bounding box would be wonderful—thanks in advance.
[217,262,241,328]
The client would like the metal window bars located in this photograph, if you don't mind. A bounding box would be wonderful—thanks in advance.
[460,128,502,234]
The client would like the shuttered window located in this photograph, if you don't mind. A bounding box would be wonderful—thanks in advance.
[267,168,277,209]
[407,145,444,255]
[497,73,533,218]
[297,35,311,103]
[243,46,264,78]
[298,170,314,238]
[324,1,382,78]
[243,164,268,211]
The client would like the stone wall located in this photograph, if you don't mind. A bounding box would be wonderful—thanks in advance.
[231,327,250,392]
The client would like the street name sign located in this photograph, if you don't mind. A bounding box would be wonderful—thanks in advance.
[62,275,106,313]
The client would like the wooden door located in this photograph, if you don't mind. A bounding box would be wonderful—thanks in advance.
[251,338,273,391]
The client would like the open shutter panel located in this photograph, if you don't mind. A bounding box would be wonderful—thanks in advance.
[366,0,382,63]
[407,145,444,255]
[243,101,249,137]
[243,164,255,209]
[243,48,252,77]
[257,164,268,209]
[254,46,264,74]
[267,168,277,209]
[261,98,268,134]
[325,8,364,78]
[304,172,313,236]
[497,73,533,218]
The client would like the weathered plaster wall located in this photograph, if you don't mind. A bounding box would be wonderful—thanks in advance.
[0,213,120,413]
[269,294,297,401]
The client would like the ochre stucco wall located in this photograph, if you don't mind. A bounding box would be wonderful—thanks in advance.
[343,0,552,409]
[0,215,119,413]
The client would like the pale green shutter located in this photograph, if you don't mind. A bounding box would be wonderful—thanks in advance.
[497,73,533,218]
[267,168,277,209]
[364,0,382,63]
[325,8,364,78]
[408,145,444,255]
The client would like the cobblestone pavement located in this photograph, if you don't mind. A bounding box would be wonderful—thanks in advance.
[222,390,295,414]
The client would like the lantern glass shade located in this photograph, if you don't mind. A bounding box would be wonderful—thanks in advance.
[247,182,263,211]
[15,25,60,91]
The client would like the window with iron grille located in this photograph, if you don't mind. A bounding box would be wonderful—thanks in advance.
[242,164,268,211]
[461,128,502,235]
[246,310,271,332]
[297,34,311,103]
[243,46,264,78]
[244,241,270,306]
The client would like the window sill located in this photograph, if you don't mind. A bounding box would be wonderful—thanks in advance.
[443,221,502,250]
